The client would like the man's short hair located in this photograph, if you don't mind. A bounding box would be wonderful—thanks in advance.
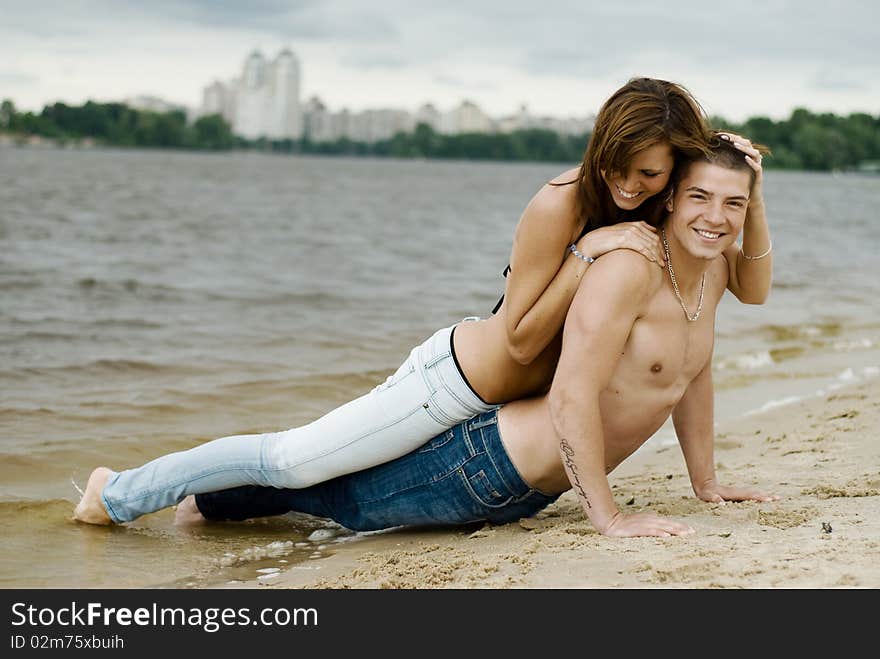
[673,132,769,190]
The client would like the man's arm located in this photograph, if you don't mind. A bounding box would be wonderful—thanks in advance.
[548,251,693,537]
[672,357,780,503]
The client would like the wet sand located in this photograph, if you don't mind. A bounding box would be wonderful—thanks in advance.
[227,377,880,589]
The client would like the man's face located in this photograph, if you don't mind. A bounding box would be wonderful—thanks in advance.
[666,161,751,261]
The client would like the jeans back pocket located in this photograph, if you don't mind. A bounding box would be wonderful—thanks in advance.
[459,466,513,509]
[417,428,456,454]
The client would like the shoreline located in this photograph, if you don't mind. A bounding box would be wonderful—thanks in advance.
[222,376,880,589]
[4,139,879,176]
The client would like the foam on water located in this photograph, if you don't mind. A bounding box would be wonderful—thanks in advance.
[747,395,805,415]
[833,338,874,351]
[717,351,774,371]
[745,364,880,416]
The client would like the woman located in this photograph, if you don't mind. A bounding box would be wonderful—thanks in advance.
[74,77,772,525]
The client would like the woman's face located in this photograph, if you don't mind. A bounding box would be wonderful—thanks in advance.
[602,141,675,211]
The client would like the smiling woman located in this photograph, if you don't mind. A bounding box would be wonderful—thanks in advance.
[73,77,774,530]
[603,142,674,208]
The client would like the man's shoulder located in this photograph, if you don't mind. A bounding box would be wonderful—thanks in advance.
[575,249,663,315]
[590,249,663,291]
[706,254,731,296]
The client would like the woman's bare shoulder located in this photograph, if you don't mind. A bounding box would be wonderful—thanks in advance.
[523,167,580,224]
[548,166,581,186]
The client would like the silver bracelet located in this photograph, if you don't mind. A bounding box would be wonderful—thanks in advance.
[569,243,595,264]
[741,241,773,260]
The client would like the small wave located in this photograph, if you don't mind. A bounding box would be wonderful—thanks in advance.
[717,351,774,371]
[769,346,805,362]
[0,277,42,291]
[77,276,146,292]
[198,289,349,307]
[759,322,842,342]
[0,329,76,342]
[833,338,873,351]
[90,318,165,329]
[744,364,880,416]
[0,498,74,516]
[71,359,167,373]
[216,541,296,568]
[9,316,163,330]
[0,406,67,421]
[745,395,805,415]
[838,367,856,382]
[77,400,194,416]
[815,366,880,397]
[219,368,389,395]
[74,277,202,305]
[769,280,808,290]
[19,358,189,376]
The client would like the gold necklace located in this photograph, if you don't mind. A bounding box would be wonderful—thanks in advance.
[661,228,705,322]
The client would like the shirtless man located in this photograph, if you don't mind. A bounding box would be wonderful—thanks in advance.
[184,139,778,537]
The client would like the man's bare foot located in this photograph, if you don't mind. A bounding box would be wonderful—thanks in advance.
[73,467,114,525]
[174,495,206,526]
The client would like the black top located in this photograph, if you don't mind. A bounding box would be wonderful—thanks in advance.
[491,265,512,315]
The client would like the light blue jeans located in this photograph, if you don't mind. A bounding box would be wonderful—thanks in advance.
[101,323,496,523]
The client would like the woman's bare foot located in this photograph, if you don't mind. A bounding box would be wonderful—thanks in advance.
[174,495,206,525]
[72,467,114,525]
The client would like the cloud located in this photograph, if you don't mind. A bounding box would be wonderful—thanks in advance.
[808,70,869,92]
[126,0,399,41]
[0,71,39,85]
[0,0,875,117]
[0,1,400,42]
[432,74,499,92]
[339,51,409,70]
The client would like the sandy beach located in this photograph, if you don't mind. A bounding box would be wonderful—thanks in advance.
[227,377,880,589]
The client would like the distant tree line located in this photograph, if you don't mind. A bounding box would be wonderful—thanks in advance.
[2,98,878,170]
[296,123,587,162]
[0,99,236,150]
[713,109,880,171]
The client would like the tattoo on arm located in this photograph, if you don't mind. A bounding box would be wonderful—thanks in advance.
[559,438,591,509]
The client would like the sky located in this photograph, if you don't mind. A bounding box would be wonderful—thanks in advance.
[1,0,877,122]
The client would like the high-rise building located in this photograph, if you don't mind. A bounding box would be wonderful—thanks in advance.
[441,100,491,135]
[200,49,302,140]
[268,49,303,140]
[414,103,441,132]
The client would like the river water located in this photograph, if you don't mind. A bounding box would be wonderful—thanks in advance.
[1,147,878,587]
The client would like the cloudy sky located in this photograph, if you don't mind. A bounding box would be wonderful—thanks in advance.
[1,0,877,121]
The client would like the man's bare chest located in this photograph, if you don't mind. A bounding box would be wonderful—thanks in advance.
[617,302,715,388]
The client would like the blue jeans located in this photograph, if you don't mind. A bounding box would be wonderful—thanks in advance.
[195,410,560,531]
[101,323,495,523]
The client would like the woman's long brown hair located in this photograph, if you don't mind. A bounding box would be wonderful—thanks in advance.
[561,78,714,233]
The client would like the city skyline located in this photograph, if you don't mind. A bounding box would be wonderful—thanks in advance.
[1,1,877,123]
[198,48,594,142]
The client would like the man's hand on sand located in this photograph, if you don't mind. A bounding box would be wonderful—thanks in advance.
[602,511,694,538]
[695,481,781,505]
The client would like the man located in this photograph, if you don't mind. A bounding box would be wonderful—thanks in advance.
[184,138,778,537]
